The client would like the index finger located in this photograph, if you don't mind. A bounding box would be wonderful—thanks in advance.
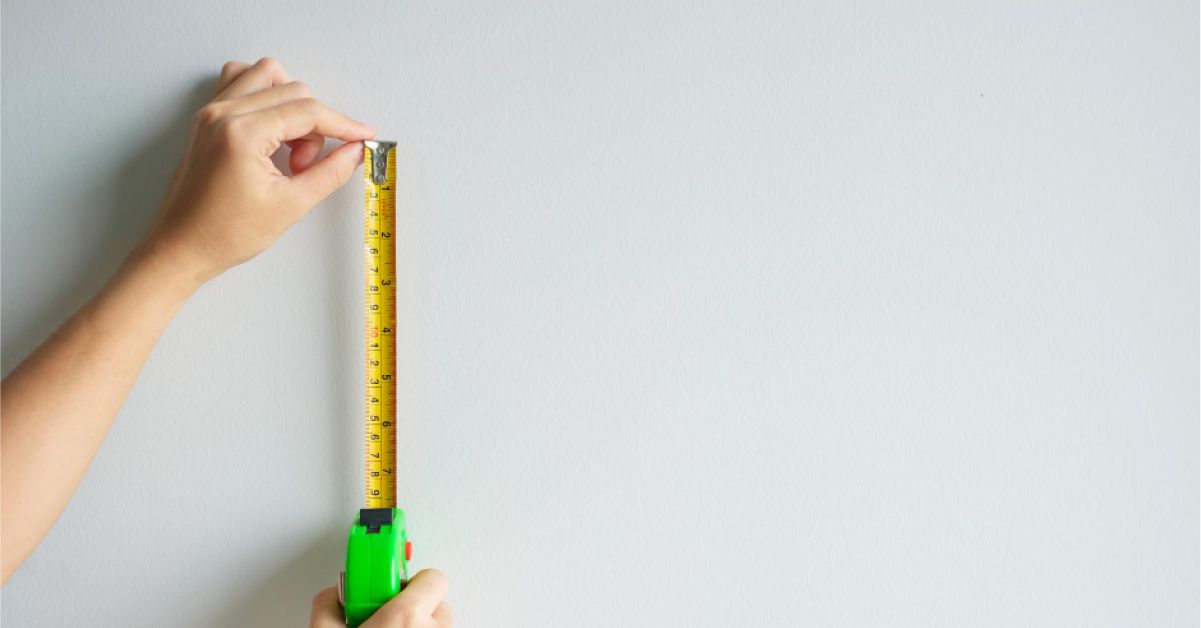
[248,98,375,144]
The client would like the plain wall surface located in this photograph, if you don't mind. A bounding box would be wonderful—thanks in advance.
[2,1,1197,626]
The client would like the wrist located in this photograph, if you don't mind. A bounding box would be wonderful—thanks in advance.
[122,238,212,301]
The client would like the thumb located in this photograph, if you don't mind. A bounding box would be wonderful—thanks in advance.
[288,140,364,207]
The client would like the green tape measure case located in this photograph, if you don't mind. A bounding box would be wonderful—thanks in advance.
[341,508,411,626]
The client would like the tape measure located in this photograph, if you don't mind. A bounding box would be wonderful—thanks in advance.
[363,139,398,508]
[341,140,411,627]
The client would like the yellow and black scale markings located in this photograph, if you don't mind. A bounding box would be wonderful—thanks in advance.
[363,140,398,509]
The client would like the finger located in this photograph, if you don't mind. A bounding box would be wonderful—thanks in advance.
[214,57,292,101]
[396,569,450,616]
[222,81,313,116]
[432,601,454,625]
[285,141,364,205]
[287,134,325,174]
[309,586,345,628]
[249,97,375,144]
[213,60,250,96]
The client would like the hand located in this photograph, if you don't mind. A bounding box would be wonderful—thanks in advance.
[138,57,375,285]
[310,569,453,628]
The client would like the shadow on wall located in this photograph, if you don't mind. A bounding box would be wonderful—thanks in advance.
[0,79,213,374]
[199,528,347,628]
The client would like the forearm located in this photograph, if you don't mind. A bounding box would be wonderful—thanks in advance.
[0,244,200,582]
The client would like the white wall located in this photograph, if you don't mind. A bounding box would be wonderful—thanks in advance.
[2,1,1197,626]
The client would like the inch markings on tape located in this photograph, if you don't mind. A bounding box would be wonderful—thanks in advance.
[363,139,397,509]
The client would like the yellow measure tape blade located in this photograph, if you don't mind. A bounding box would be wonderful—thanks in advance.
[364,140,397,508]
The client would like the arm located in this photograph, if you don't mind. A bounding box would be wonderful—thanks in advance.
[0,242,200,581]
[0,58,374,583]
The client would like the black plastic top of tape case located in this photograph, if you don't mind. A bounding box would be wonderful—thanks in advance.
[359,508,393,534]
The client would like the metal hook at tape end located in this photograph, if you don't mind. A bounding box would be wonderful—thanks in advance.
[364,140,398,185]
